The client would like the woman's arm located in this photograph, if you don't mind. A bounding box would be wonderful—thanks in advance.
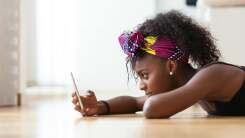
[72,91,147,116]
[142,64,240,118]
[98,95,148,115]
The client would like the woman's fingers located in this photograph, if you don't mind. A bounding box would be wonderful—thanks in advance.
[74,102,85,112]
[72,96,78,104]
[74,104,80,111]
[72,92,76,97]
[73,90,92,97]
[72,90,98,116]
[85,90,97,101]
[74,103,91,116]
[72,91,92,104]
[86,90,95,96]
[74,106,86,116]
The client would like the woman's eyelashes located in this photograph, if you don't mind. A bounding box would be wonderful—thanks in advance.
[140,72,149,80]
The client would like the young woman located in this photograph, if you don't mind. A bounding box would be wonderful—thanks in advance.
[72,10,245,118]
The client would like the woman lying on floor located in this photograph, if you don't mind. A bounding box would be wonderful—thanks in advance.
[72,10,245,118]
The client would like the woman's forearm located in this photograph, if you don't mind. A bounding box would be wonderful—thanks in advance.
[97,96,142,115]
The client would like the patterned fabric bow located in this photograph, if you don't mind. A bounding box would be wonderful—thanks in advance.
[118,29,189,63]
[118,31,144,57]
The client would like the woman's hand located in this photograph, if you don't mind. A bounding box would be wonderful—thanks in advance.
[72,90,98,116]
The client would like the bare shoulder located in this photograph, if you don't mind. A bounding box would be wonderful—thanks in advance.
[187,63,245,101]
[189,63,244,85]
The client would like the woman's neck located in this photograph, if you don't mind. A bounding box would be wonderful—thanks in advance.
[175,63,197,87]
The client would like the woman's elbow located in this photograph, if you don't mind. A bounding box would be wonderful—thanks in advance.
[143,98,171,119]
[143,110,170,119]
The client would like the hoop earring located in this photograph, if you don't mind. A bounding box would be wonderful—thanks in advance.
[169,72,173,76]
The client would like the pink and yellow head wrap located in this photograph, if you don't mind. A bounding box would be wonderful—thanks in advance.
[118,30,188,63]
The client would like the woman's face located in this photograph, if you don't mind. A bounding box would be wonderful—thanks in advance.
[134,55,175,95]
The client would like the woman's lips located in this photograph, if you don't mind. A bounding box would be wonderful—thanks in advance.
[145,92,153,95]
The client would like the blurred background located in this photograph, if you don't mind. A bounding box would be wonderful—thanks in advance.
[1,0,245,105]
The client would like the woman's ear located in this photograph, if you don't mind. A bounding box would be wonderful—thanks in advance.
[166,60,177,76]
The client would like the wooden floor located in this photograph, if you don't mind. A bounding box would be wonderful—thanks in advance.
[1,94,245,138]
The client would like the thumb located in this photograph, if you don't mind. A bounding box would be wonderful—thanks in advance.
[86,90,95,96]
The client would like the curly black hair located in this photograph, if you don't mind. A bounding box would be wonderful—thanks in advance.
[125,10,221,81]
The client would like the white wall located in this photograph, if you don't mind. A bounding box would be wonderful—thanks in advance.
[208,8,245,65]
[156,0,245,66]
[71,0,155,94]
[196,1,245,65]
[155,0,186,12]
[0,0,20,105]
[155,0,196,16]
[20,0,37,90]
[22,0,155,95]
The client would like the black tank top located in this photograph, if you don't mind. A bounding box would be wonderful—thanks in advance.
[204,62,245,116]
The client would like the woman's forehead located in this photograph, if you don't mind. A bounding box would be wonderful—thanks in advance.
[134,55,164,71]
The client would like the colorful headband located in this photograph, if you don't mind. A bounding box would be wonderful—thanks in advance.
[118,30,188,63]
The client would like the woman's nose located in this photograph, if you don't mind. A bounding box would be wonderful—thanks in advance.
[139,81,147,91]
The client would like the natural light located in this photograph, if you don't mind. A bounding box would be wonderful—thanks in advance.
[34,0,155,94]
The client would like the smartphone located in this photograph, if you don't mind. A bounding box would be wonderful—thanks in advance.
[70,72,84,110]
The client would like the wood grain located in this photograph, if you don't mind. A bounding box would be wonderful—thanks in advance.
[0,94,245,138]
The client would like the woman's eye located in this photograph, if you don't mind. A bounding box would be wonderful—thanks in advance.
[142,74,148,79]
